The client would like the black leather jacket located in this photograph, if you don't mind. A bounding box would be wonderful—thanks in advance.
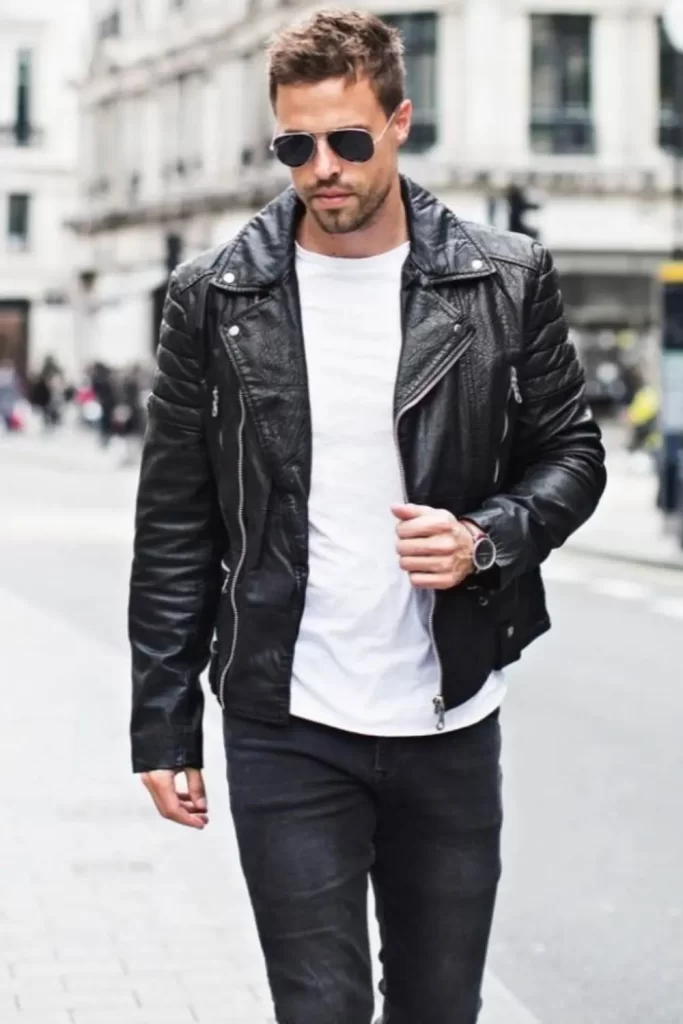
[129,177,606,773]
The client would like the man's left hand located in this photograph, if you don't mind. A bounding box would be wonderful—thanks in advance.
[392,504,475,590]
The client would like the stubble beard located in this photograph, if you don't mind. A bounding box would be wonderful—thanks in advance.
[308,181,392,236]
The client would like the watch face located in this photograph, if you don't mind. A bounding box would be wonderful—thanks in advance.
[473,536,497,572]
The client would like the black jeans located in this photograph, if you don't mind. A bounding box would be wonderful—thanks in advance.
[224,710,503,1024]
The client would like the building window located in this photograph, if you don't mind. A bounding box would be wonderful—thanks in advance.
[7,194,30,250]
[660,16,680,151]
[14,49,33,146]
[382,13,438,153]
[530,14,594,155]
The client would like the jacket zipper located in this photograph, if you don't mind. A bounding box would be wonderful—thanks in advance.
[393,326,473,733]
[493,366,522,485]
[218,391,247,710]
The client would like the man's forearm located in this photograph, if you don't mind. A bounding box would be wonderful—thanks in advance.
[463,418,606,591]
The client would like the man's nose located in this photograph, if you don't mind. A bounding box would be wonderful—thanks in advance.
[311,137,342,179]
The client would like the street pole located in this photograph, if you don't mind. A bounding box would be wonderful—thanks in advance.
[674,50,683,259]
[659,3,683,534]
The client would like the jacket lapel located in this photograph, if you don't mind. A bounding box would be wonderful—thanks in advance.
[217,272,311,494]
[395,267,473,416]
[210,176,498,492]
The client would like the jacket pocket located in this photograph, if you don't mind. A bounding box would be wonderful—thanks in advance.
[490,577,522,669]
[494,620,522,669]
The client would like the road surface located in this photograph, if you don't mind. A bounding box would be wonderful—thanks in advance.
[1,431,682,1023]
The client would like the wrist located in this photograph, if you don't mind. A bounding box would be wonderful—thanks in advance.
[459,519,497,574]
[460,518,486,542]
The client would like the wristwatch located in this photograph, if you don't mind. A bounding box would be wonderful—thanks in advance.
[460,520,497,574]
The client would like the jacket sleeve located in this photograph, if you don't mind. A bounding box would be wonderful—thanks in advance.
[464,244,607,591]
[128,271,222,773]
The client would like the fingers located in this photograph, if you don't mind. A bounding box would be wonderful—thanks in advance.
[185,767,208,813]
[392,506,474,589]
[397,534,459,557]
[141,770,209,830]
[400,556,455,574]
[409,571,470,590]
[391,503,433,521]
[394,508,459,539]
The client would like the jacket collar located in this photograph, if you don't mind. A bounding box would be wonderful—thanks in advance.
[212,175,495,293]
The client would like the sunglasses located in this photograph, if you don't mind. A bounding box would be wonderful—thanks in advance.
[270,111,397,169]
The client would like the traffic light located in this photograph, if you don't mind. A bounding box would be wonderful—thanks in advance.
[506,185,540,239]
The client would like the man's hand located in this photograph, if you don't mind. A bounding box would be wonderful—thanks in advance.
[141,767,209,830]
[392,504,475,590]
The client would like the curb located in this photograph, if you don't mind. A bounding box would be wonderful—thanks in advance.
[565,542,683,573]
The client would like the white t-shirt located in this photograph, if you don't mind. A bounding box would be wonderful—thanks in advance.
[290,241,506,736]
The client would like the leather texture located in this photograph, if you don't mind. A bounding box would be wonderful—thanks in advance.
[129,176,606,773]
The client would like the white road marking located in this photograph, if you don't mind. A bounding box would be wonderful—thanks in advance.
[591,579,652,602]
[542,562,587,584]
[651,598,683,621]
[2,514,132,542]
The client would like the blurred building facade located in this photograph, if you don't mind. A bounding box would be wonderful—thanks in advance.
[0,0,88,379]
[71,0,676,367]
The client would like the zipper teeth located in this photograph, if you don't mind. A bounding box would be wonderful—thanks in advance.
[510,366,522,403]
[393,415,444,729]
[393,330,471,732]
[218,392,247,710]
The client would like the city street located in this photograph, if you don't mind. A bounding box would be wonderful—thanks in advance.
[1,430,683,1023]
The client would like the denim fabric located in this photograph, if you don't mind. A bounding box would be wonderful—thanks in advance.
[224,711,503,1024]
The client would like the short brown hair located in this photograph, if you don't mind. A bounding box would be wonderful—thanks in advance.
[266,8,405,119]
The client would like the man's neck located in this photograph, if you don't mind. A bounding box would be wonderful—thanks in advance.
[298,178,408,259]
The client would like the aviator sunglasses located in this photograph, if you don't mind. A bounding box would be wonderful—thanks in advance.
[270,110,398,169]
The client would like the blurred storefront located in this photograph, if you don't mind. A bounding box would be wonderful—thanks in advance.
[69,0,678,372]
[0,0,88,381]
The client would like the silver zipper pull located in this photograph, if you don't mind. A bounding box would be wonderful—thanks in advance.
[433,695,446,731]
[510,367,522,404]
[211,385,219,418]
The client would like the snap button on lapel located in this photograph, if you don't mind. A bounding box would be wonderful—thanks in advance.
[471,259,483,270]
[228,325,240,337]
[223,272,235,284]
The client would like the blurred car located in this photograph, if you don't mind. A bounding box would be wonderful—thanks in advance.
[584,358,628,412]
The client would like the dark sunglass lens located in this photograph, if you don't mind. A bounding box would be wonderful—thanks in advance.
[273,134,315,168]
[329,129,374,163]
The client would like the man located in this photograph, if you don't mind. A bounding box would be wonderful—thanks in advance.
[129,9,606,1023]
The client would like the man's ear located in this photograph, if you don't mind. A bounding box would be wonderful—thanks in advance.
[395,99,413,147]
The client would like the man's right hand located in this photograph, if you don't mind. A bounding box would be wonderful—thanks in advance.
[141,767,209,829]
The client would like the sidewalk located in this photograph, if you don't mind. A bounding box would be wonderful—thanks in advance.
[566,447,683,570]
[0,584,537,1022]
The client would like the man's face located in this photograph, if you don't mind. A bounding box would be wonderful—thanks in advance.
[273,76,411,235]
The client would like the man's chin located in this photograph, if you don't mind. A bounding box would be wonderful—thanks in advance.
[311,208,361,235]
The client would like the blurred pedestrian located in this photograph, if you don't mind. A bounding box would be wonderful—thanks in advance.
[0,357,21,432]
[129,10,607,1024]
[90,361,116,448]
[119,363,146,465]
[626,372,660,458]
[31,356,65,430]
